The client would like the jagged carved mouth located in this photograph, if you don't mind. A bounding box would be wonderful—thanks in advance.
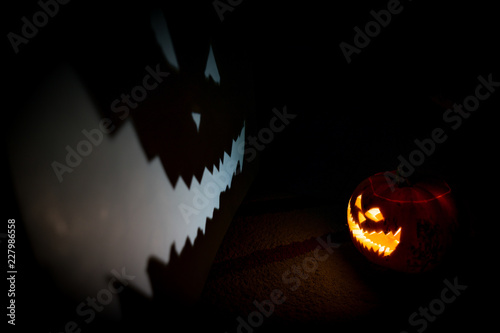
[347,194,401,256]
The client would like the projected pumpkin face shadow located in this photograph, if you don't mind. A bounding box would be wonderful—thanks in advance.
[6,3,255,320]
[131,58,246,190]
[117,8,251,257]
[113,7,253,319]
[132,8,249,190]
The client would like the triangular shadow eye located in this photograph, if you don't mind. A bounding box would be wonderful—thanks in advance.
[204,45,220,84]
[150,9,179,71]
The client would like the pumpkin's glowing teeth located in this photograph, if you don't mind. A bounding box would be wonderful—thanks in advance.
[347,205,401,257]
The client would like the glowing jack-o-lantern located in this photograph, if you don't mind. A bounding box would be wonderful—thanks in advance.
[347,171,458,273]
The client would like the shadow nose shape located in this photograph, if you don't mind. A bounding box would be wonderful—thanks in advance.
[191,112,201,132]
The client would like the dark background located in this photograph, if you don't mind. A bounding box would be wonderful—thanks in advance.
[3,0,497,332]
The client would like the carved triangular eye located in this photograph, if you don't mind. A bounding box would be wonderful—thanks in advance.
[204,45,220,84]
[365,208,384,222]
[150,9,179,71]
[355,194,362,210]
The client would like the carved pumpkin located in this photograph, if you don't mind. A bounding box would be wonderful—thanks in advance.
[347,171,458,273]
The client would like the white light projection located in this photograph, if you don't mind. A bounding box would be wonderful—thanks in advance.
[150,9,179,71]
[147,7,246,248]
[7,11,246,320]
[204,45,221,84]
[191,112,201,132]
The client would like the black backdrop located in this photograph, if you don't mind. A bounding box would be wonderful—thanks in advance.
[3,0,498,331]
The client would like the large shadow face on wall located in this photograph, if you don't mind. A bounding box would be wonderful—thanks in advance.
[132,51,247,189]
[73,1,253,189]
[132,5,251,188]
[7,1,256,328]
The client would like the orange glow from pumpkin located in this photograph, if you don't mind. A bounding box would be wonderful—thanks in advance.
[347,195,401,256]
